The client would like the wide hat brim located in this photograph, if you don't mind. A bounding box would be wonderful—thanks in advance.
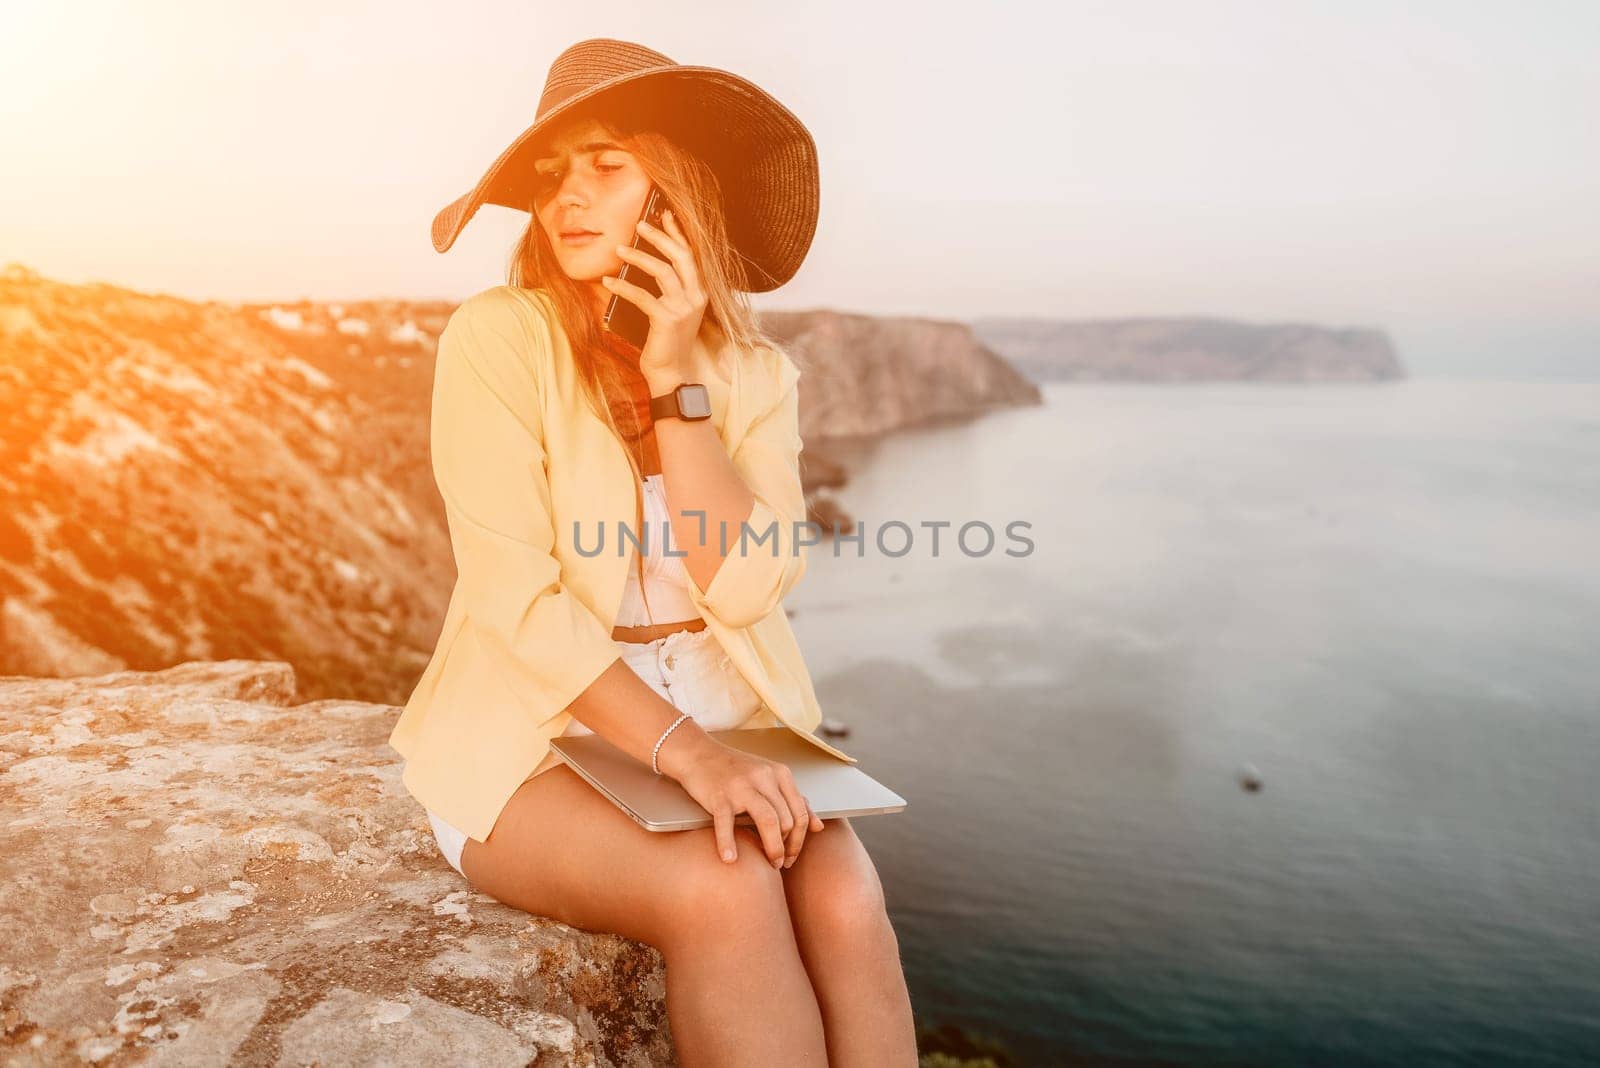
[431,64,820,293]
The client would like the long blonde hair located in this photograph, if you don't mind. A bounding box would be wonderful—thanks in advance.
[507,110,786,623]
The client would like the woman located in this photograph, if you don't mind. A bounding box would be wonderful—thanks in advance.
[388,39,917,1066]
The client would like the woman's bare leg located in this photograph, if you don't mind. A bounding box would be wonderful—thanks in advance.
[781,818,918,1067]
[458,765,829,1067]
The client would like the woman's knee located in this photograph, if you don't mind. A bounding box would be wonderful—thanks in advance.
[788,830,895,950]
[653,828,790,943]
[816,867,892,946]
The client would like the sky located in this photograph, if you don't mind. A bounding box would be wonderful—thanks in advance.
[2,0,1597,376]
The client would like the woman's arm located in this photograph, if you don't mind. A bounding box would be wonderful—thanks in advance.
[648,345,810,629]
[609,211,810,630]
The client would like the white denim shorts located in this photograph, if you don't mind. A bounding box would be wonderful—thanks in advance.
[418,625,766,878]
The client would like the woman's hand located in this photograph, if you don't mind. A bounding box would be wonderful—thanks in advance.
[600,207,707,393]
[665,733,826,869]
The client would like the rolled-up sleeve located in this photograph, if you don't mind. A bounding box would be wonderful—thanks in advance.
[687,346,812,630]
[430,290,621,728]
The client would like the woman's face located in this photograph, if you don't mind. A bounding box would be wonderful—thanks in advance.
[530,118,651,308]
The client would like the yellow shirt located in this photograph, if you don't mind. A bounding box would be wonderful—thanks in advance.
[387,285,856,843]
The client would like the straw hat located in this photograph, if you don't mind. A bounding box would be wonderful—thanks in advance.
[430,37,820,293]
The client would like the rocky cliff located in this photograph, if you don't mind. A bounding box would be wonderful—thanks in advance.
[972,315,1405,382]
[759,308,1043,439]
[0,265,455,706]
[0,265,1037,704]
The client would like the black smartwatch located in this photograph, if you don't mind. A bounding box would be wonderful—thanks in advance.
[649,383,712,422]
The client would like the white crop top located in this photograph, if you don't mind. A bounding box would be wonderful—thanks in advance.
[613,473,702,627]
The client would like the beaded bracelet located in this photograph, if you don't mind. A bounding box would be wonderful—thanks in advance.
[652,712,691,776]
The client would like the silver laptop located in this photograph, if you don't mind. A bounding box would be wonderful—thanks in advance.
[549,726,907,832]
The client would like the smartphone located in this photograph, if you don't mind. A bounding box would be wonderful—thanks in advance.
[603,186,669,350]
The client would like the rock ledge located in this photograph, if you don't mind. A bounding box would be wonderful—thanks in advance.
[0,660,672,1066]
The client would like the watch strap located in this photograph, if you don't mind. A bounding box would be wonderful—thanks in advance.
[649,390,681,422]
